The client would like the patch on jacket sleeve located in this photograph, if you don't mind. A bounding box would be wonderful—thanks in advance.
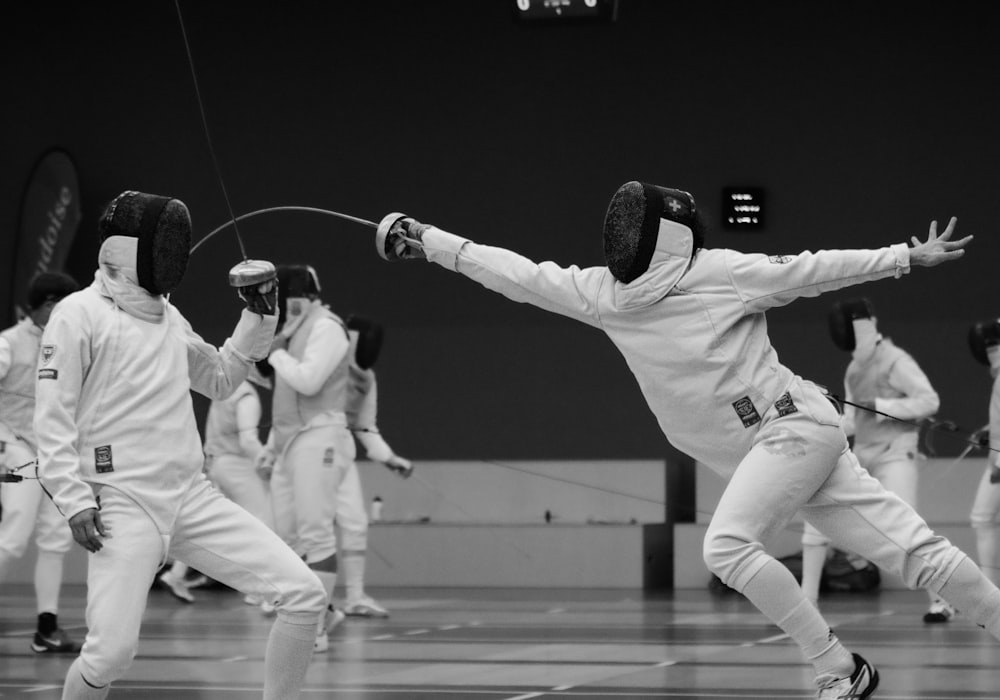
[732,396,761,428]
[774,392,798,417]
[38,368,58,380]
[40,345,56,365]
[768,255,792,264]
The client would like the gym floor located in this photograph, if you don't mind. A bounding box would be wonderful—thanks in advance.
[1,583,997,699]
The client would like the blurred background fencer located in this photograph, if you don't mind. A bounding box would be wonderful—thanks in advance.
[335,314,413,618]
[0,271,81,654]
[258,264,353,652]
[799,299,950,623]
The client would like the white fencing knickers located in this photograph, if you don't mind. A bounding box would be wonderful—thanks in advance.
[74,479,325,687]
[704,377,963,597]
[270,417,354,564]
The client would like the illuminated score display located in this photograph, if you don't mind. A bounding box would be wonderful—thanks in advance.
[722,187,765,230]
[512,0,619,23]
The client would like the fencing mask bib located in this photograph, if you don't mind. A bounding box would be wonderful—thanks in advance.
[828,298,876,352]
[602,181,701,284]
[98,191,191,295]
[276,264,321,329]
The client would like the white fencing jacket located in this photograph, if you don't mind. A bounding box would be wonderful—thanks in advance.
[420,221,910,478]
[35,279,276,531]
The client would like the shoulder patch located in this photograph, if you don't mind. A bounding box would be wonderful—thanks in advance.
[40,344,56,366]
[768,255,793,264]
[732,396,761,428]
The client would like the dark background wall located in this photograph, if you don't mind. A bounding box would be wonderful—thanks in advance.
[2,1,996,460]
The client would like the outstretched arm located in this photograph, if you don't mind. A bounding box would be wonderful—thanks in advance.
[377,215,607,328]
[736,217,970,313]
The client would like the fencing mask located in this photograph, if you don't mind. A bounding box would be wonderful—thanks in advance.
[969,319,1000,366]
[276,264,321,329]
[346,315,384,370]
[828,298,876,352]
[602,181,702,284]
[97,191,191,295]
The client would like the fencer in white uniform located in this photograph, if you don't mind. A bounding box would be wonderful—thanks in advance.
[257,264,353,652]
[35,191,326,700]
[968,319,1000,587]
[336,315,413,618]
[800,299,952,622]
[376,182,1000,700]
[0,272,80,653]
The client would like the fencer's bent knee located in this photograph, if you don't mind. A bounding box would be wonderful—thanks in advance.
[81,637,139,686]
[278,564,327,619]
[703,529,766,588]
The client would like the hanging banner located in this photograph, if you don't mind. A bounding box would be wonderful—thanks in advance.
[9,149,82,323]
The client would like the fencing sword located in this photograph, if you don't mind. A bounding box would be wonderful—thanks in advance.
[174,0,276,296]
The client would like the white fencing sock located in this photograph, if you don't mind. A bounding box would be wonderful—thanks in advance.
[741,559,854,683]
[35,550,64,615]
[263,616,316,700]
[341,551,366,605]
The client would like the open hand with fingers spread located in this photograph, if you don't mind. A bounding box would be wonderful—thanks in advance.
[909,217,972,267]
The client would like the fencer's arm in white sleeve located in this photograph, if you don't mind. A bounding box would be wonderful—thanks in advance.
[876,355,940,421]
[186,309,277,401]
[234,389,265,461]
[33,304,103,548]
[350,370,412,477]
[268,318,349,395]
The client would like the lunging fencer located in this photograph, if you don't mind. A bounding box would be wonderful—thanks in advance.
[0,272,81,653]
[336,315,413,618]
[374,181,1000,700]
[801,299,952,623]
[968,319,1000,587]
[256,264,353,652]
[35,191,326,700]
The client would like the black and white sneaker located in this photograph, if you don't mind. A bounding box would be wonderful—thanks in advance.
[817,653,879,699]
[31,628,81,654]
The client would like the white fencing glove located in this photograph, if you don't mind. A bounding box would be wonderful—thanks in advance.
[376,213,429,261]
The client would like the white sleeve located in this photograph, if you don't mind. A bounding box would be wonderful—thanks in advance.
[356,430,395,464]
[33,304,96,520]
[730,245,910,314]
[422,227,606,328]
[0,336,12,379]
[186,309,278,401]
[268,318,349,396]
[234,389,264,460]
[876,354,940,421]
